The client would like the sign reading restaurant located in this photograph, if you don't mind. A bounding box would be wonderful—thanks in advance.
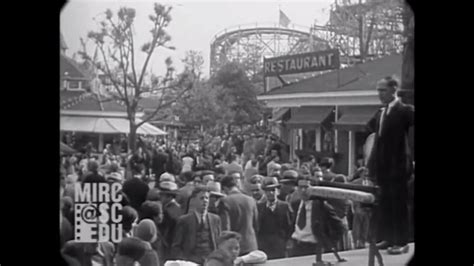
[263,49,340,76]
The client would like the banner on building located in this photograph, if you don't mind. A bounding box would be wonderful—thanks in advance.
[263,49,340,77]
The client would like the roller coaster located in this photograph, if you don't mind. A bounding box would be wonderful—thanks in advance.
[209,0,405,77]
[209,23,332,77]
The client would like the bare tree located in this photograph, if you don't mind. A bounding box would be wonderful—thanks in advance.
[79,3,194,152]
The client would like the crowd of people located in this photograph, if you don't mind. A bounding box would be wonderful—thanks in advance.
[60,131,414,266]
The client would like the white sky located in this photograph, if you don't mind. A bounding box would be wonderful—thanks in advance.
[61,0,334,79]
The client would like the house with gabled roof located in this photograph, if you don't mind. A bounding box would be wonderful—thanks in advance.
[60,33,166,153]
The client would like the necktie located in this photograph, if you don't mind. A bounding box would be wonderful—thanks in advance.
[267,201,276,212]
[297,201,306,230]
[379,105,389,136]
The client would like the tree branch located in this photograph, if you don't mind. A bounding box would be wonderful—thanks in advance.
[136,83,192,128]
[96,43,131,113]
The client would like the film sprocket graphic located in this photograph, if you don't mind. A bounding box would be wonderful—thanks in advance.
[74,183,123,243]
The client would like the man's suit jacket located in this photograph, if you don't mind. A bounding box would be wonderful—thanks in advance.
[159,200,183,252]
[218,190,259,254]
[257,200,293,240]
[171,212,221,261]
[219,140,231,156]
[367,100,414,184]
[151,150,168,177]
[290,199,345,249]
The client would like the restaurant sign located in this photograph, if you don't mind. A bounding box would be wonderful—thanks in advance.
[263,49,340,77]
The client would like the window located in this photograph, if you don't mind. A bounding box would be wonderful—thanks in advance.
[302,129,316,151]
[68,80,80,89]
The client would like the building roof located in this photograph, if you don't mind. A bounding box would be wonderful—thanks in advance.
[138,97,160,111]
[60,91,128,112]
[261,54,402,96]
[60,54,90,80]
[60,90,86,105]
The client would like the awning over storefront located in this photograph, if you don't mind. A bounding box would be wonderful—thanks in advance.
[60,142,76,154]
[269,107,290,122]
[286,106,333,129]
[334,105,381,131]
[60,116,167,135]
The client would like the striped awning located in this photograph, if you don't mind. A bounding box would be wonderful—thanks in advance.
[334,106,380,131]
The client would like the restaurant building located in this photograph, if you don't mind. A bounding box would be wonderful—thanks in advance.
[258,54,402,176]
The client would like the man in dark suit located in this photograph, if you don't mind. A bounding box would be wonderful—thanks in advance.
[172,186,222,264]
[367,76,414,255]
[289,177,346,264]
[218,175,259,255]
[152,145,168,186]
[219,135,231,157]
[158,181,183,262]
[256,176,293,259]
[122,174,149,215]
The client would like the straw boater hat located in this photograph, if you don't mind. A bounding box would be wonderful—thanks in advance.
[262,176,281,191]
[207,181,225,198]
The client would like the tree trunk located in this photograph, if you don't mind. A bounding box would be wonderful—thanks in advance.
[129,123,137,153]
[400,3,414,105]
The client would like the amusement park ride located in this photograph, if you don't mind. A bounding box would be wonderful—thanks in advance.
[209,0,405,86]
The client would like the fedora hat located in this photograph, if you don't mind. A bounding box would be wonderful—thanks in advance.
[280,170,298,184]
[250,174,264,184]
[262,176,281,191]
[159,181,178,195]
[207,181,225,198]
[249,183,262,191]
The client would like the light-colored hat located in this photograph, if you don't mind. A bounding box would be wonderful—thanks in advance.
[66,174,78,184]
[207,181,225,198]
[159,181,178,195]
[250,174,264,184]
[271,163,282,170]
[160,172,176,183]
[106,172,123,182]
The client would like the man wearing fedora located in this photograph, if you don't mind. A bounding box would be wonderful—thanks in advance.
[172,186,222,264]
[279,170,300,204]
[158,181,182,262]
[207,181,226,214]
[256,177,293,259]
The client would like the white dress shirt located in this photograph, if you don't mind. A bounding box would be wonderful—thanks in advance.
[379,97,399,135]
[291,200,317,243]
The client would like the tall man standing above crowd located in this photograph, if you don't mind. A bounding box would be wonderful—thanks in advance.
[367,76,414,255]
[218,175,259,256]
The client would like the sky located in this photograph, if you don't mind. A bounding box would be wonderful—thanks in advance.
[61,0,334,79]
